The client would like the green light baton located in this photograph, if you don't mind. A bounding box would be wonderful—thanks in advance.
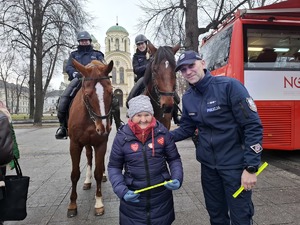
[232,162,268,198]
[134,180,173,194]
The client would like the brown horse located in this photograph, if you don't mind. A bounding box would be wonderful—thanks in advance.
[67,59,113,217]
[143,42,180,130]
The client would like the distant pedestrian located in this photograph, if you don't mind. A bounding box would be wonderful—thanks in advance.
[108,95,183,225]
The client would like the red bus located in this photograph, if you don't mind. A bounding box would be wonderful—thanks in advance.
[199,0,300,150]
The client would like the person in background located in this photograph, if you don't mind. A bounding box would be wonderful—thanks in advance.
[126,34,151,107]
[127,34,180,125]
[55,31,122,139]
[0,101,20,225]
[133,34,151,83]
[108,95,183,225]
[292,52,300,62]
[170,50,263,225]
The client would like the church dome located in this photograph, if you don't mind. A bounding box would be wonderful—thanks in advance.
[106,23,129,35]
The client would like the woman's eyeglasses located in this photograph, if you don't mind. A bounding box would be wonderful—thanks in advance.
[137,42,145,46]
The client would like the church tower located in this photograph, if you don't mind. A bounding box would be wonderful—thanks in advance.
[104,23,134,107]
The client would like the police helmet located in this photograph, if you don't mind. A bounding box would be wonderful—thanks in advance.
[135,34,148,45]
[77,31,92,42]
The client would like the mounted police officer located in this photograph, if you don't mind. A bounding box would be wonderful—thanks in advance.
[127,34,180,124]
[55,31,122,139]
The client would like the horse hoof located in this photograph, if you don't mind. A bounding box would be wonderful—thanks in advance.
[83,183,91,190]
[102,176,107,182]
[95,207,104,216]
[67,208,78,218]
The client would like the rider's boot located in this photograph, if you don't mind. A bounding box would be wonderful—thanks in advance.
[55,78,81,140]
[112,95,124,130]
[126,77,145,108]
[173,92,181,125]
[55,111,68,139]
[55,96,70,140]
[172,106,181,125]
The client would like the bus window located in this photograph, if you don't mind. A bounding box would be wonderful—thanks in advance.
[200,26,233,71]
[245,26,300,70]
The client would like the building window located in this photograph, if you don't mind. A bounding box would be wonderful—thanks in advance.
[115,38,120,51]
[120,67,124,84]
[112,67,117,84]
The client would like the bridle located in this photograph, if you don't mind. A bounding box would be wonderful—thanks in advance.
[146,59,176,114]
[81,76,112,122]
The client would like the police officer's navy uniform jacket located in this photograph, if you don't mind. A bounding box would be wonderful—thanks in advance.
[66,45,104,81]
[170,70,263,170]
[108,121,183,225]
[132,49,149,82]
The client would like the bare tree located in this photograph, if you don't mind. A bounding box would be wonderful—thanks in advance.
[0,50,15,105]
[12,66,29,114]
[137,0,282,51]
[0,0,90,124]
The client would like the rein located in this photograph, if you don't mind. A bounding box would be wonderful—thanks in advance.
[147,71,176,115]
[152,73,175,97]
[80,76,112,81]
[145,46,177,116]
[82,76,112,122]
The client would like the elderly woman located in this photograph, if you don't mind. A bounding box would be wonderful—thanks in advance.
[108,95,183,225]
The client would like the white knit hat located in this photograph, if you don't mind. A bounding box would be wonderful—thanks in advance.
[127,95,154,118]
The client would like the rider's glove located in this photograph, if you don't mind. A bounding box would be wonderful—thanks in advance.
[123,190,140,202]
[72,72,82,79]
[164,179,180,190]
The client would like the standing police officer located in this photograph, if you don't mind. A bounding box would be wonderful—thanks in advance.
[170,50,263,225]
[55,31,122,139]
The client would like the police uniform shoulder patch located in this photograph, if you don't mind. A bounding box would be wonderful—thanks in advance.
[250,143,263,153]
[246,97,257,112]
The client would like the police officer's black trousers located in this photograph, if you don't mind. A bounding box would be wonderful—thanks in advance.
[57,78,81,128]
[111,97,123,130]
[201,164,254,225]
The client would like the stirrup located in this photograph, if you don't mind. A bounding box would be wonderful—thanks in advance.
[55,126,68,139]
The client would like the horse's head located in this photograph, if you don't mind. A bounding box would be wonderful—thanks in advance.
[72,59,113,135]
[144,43,180,126]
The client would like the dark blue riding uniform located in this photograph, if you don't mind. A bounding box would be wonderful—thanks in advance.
[170,70,263,225]
[132,49,149,83]
[66,45,104,81]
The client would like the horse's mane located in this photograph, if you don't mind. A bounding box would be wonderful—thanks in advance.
[143,46,176,86]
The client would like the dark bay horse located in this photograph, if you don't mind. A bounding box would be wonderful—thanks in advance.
[143,42,180,130]
[67,59,113,217]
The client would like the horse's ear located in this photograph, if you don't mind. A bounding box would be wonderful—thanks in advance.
[72,59,87,76]
[173,44,181,54]
[147,41,157,55]
[105,60,114,74]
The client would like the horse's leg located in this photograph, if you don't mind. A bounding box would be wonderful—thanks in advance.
[93,141,108,216]
[67,141,83,218]
[102,157,107,182]
[83,145,93,190]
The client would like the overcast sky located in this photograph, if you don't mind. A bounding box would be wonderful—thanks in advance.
[85,0,144,52]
